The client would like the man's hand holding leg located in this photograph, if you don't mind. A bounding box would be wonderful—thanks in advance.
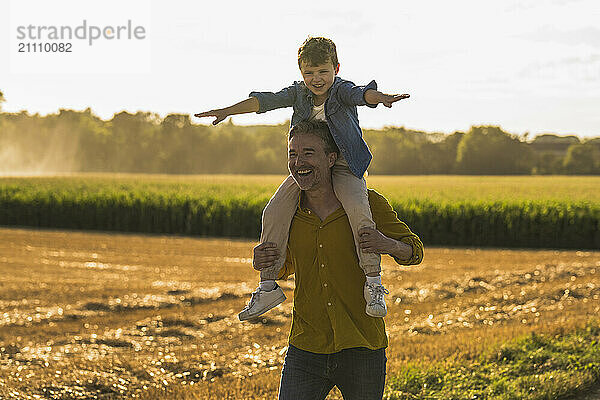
[238,242,285,321]
[358,227,413,260]
[252,242,280,271]
[358,227,413,318]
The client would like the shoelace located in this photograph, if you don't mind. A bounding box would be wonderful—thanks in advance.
[244,288,262,310]
[367,284,389,305]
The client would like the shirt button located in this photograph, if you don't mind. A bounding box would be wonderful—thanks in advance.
[319,244,323,248]
[327,302,332,306]
[324,283,328,287]
[321,264,325,268]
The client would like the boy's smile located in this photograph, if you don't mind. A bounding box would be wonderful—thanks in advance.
[300,60,339,106]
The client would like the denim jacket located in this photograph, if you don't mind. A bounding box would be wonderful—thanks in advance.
[249,77,378,178]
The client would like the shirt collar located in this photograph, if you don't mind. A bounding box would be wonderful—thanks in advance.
[296,191,346,226]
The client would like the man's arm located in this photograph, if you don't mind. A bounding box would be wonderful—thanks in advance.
[358,227,413,260]
[194,97,259,125]
[366,189,424,265]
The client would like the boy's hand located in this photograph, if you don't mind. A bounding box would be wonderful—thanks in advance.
[194,109,229,125]
[252,242,280,271]
[365,90,410,108]
[381,93,410,108]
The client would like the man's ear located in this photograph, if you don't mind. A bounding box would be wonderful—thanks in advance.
[335,63,340,74]
[328,152,338,168]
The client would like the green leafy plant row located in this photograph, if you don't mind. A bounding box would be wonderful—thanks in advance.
[1,178,598,249]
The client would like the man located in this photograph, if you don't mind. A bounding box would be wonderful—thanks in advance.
[252,120,423,399]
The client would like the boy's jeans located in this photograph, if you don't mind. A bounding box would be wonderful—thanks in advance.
[278,345,387,400]
[259,156,381,280]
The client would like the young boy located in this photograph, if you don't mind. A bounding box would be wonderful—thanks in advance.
[195,37,409,321]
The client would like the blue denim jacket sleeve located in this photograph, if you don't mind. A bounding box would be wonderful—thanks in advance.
[249,84,297,114]
[335,79,378,109]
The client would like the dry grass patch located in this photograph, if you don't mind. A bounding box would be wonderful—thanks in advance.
[0,227,598,399]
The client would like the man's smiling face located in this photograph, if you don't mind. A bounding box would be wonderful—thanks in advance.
[288,133,336,191]
[300,60,339,104]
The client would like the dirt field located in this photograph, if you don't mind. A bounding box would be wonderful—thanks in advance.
[0,227,598,399]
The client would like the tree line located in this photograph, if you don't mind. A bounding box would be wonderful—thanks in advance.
[1,105,599,175]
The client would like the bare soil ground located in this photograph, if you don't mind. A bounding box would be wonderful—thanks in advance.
[0,227,598,399]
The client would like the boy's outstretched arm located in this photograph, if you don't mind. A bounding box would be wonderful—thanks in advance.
[194,97,259,125]
[336,80,409,108]
[364,90,410,108]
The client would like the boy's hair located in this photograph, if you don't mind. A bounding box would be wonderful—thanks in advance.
[297,37,338,69]
[288,120,339,155]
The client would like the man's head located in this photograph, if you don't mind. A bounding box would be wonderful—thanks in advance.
[288,120,339,191]
[298,37,340,102]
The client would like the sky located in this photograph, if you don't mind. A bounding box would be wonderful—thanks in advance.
[1,0,599,138]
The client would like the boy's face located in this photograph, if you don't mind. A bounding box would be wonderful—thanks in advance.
[300,59,339,103]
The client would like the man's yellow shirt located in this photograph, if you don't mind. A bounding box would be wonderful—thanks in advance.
[278,189,424,354]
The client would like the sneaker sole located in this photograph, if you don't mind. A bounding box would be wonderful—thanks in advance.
[238,292,286,321]
[365,306,387,318]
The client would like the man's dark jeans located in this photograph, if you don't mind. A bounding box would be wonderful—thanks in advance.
[278,345,387,400]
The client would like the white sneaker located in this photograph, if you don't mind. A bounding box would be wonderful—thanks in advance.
[238,283,286,321]
[364,282,389,317]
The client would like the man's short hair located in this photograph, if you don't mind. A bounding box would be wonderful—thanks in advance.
[288,120,339,155]
[298,37,338,69]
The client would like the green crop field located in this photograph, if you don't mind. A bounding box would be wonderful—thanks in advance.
[1,174,599,249]
[1,174,599,202]
[368,175,600,203]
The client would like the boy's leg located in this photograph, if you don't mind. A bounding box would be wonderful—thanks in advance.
[332,159,388,318]
[259,175,300,280]
[238,175,299,321]
[331,160,381,275]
